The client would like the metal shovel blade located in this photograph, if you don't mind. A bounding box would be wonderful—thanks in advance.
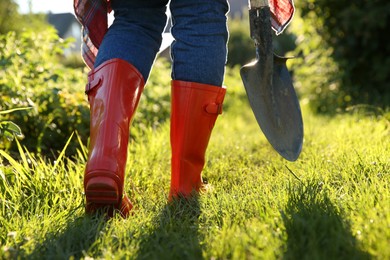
[240,4,303,161]
[241,54,303,161]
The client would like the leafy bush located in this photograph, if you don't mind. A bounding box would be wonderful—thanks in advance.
[290,0,390,113]
[0,0,22,33]
[0,29,90,157]
[0,0,50,34]
[287,11,344,113]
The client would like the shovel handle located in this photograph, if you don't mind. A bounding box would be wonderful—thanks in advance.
[250,0,269,8]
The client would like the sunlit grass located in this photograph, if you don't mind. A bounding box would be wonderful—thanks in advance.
[1,93,389,259]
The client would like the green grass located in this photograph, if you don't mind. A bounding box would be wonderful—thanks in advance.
[1,86,389,259]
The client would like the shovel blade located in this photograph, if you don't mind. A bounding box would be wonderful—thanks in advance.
[240,55,303,161]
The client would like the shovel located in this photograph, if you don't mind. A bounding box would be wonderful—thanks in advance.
[240,0,303,161]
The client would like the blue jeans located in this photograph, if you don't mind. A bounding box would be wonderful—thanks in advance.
[95,0,229,86]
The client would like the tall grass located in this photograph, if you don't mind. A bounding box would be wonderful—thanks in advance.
[1,81,389,259]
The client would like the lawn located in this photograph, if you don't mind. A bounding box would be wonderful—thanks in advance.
[0,83,389,259]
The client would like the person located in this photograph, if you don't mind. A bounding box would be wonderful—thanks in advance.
[73,0,294,218]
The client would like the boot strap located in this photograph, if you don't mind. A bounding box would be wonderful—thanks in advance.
[85,76,103,94]
[205,103,223,114]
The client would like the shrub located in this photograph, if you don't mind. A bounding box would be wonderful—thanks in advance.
[0,29,90,157]
[288,11,344,113]
[0,0,50,34]
[290,0,390,113]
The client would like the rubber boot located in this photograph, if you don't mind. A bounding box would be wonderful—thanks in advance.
[84,58,144,218]
[169,80,226,199]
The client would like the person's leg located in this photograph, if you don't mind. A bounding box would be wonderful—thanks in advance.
[84,0,169,217]
[170,0,229,86]
[95,0,169,81]
[168,0,229,199]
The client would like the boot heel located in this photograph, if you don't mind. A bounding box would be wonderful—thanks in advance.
[85,176,119,204]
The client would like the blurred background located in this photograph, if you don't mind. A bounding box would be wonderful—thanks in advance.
[15,0,73,13]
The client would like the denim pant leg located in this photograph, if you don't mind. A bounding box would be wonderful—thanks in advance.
[169,0,229,87]
[94,0,169,81]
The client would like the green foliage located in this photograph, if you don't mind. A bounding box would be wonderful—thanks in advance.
[0,0,50,34]
[290,0,390,113]
[288,11,344,113]
[0,108,31,141]
[0,0,20,34]
[0,29,90,157]
[0,121,22,141]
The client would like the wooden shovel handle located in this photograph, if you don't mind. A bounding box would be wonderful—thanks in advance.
[250,0,269,8]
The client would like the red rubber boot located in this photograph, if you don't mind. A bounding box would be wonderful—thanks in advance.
[169,80,226,199]
[84,58,144,218]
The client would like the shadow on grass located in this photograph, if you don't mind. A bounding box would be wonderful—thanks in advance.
[282,181,371,260]
[28,212,107,259]
[136,196,202,260]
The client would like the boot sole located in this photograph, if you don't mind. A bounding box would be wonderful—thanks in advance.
[85,176,120,205]
[85,175,133,218]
